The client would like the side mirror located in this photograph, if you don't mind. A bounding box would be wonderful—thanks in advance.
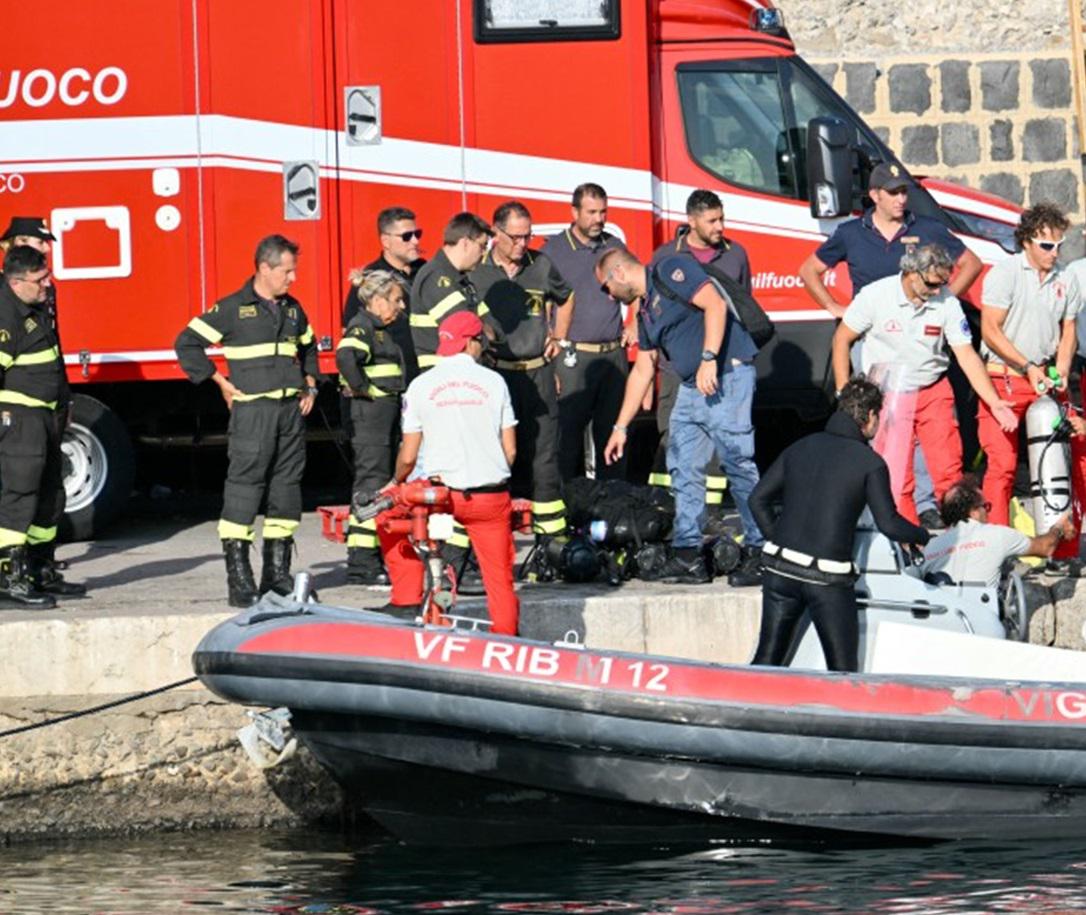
[806,116,852,219]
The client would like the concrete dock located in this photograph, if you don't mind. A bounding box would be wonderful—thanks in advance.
[1,498,1084,843]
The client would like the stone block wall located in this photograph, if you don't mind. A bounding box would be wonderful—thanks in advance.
[809,53,1082,217]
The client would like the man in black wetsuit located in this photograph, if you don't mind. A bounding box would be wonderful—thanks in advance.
[748,377,930,672]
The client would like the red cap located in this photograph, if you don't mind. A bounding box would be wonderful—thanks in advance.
[436,310,484,356]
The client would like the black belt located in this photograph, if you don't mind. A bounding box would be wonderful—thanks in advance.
[452,482,509,495]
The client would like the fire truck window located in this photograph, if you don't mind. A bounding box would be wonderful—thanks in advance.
[677,69,797,198]
[474,0,620,42]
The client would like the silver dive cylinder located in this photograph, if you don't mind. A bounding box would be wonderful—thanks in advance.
[1026,394,1071,535]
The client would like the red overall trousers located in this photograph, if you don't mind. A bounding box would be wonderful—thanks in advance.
[874,376,962,525]
[379,488,520,635]
[978,370,1085,559]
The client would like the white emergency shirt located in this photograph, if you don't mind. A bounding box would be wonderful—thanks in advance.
[401,353,516,490]
[981,253,1081,365]
[920,519,1030,588]
[843,273,972,388]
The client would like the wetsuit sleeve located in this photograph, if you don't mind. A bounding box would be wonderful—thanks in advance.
[336,323,372,393]
[175,302,230,385]
[866,462,931,545]
[749,453,785,539]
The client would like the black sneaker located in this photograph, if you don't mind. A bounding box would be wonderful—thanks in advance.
[1045,558,1084,578]
[658,551,711,585]
[919,509,945,531]
[727,546,763,587]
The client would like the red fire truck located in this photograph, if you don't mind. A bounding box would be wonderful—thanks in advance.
[0,0,1020,537]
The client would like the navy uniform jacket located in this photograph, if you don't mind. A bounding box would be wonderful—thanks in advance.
[0,282,68,411]
[175,278,319,398]
[468,249,571,361]
[336,308,406,398]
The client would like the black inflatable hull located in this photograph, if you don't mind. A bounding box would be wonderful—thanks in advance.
[194,600,1086,843]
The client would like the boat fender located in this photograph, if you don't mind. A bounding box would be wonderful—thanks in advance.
[237,708,297,770]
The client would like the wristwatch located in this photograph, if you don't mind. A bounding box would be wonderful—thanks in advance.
[700,349,718,362]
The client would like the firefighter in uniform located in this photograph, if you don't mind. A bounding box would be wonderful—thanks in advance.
[410,211,496,566]
[0,245,86,607]
[0,218,85,599]
[469,201,573,546]
[649,190,750,529]
[342,205,424,381]
[409,212,494,372]
[175,235,320,608]
[336,270,407,584]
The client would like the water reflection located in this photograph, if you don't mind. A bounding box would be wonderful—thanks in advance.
[2,829,1085,914]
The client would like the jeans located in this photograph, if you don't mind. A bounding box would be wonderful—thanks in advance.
[667,363,763,549]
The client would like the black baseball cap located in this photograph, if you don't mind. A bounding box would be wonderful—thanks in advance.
[0,217,56,242]
[868,163,912,192]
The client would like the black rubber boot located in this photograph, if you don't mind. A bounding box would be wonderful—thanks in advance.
[259,537,295,596]
[27,543,87,597]
[222,539,260,608]
[346,546,389,585]
[0,545,57,609]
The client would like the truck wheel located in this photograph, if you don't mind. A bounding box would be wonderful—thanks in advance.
[60,394,135,541]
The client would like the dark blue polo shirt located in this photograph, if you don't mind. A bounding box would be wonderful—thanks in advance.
[815,210,966,293]
[639,255,758,386]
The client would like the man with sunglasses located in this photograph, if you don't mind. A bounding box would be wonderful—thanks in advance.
[921,475,1073,588]
[802,163,983,531]
[343,206,426,380]
[0,245,87,608]
[469,201,573,548]
[979,203,1085,567]
[832,244,1017,525]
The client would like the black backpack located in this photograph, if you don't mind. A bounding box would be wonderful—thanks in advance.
[651,262,775,349]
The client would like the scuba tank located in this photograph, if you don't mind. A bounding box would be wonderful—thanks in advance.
[1025,393,1073,535]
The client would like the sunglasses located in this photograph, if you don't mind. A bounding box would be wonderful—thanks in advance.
[386,229,423,242]
[920,275,947,290]
[1031,237,1064,252]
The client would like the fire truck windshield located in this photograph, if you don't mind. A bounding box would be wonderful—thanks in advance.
[677,56,951,227]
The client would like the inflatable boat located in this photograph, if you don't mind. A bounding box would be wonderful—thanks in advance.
[193,590,1086,845]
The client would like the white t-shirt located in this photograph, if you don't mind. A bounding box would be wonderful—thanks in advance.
[401,353,517,490]
[920,519,1031,587]
[981,253,1081,365]
[843,273,972,388]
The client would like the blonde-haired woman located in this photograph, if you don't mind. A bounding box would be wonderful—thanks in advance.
[336,269,408,583]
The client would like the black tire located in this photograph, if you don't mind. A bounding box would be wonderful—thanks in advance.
[60,394,135,542]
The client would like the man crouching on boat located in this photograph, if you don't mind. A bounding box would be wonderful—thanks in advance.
[748,376,930,672]
[379,310,521,634]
